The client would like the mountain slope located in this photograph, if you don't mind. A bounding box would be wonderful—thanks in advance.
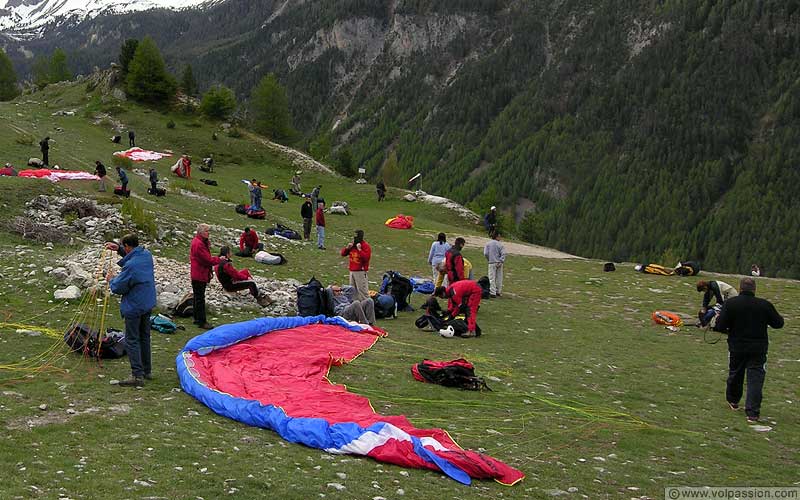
[3,0,799,276]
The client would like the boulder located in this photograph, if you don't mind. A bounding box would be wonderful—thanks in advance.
[54,285,81,300]
[403,194,417,202]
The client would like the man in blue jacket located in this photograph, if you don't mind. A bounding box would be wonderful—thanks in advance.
[107,234,157,387]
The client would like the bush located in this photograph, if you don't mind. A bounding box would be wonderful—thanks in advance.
[199,85,237,120]
[15,134,34,146]
[120,198,157,239]
[166,120,176,129]
[227,128,242,138]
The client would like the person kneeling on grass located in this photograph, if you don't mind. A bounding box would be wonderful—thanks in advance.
[215,246,272,307]
[434,279,483,338]
[237,227,264,257]
[329,285,376,325]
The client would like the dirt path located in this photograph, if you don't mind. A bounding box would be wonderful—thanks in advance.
[463,235,581,259]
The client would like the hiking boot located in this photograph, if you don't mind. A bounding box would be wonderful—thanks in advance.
[143,374,153,381]
[746,415,759,423]
[727,401,740,411]
[119,376,144,387]
[198,323,214,330]
[257,294,273,307]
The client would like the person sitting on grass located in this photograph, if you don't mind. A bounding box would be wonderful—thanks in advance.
[329,285,376,325]
[215,246,272,307]
[237,227,264,257]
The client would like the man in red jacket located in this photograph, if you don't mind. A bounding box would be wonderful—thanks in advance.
[190,223,220,329]
[434,279,483,337]
[215,247,272,307]
[315,200,326,250]
[340,229,372,300]
[237,227,264,257]
[445,237,466,284]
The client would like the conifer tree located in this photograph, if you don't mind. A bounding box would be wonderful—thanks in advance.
[119,39,139,76]
[0,48,19,101]
[199,85,236,119]
[32,55,50,89]
[48,48,71,83]
[251,73,295,141]
[126,37,176,104]
[180,65,198,97]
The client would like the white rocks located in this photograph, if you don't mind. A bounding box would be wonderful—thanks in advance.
[402,194,417,202]
[54,285,81,300]
[326,483,346,491]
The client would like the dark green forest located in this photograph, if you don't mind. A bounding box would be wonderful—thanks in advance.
[3,0,799,276]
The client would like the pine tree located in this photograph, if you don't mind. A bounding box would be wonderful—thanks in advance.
[49,48,71,83]
[199,85,236,119]
[32,55,50,90]
[119,39,139,76]
[126,37,176,104]
[251,73,295,141]
[336,147,355,177]
[180,65,198,96]
[0,48,19,101]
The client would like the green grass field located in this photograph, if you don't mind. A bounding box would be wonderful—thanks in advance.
[0,82,797,499]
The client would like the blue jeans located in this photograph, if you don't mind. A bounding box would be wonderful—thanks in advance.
[317,226,325,248]
[124,312,151,377]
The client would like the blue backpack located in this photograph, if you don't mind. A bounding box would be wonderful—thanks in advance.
[150,314,179,334]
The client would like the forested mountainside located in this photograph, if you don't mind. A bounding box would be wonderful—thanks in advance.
[3,0,800,276]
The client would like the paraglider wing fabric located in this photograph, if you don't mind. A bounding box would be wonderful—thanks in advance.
[384,215,414,229]
[177,315,523,486]
[114,148,173,162]
[18,169,99,182]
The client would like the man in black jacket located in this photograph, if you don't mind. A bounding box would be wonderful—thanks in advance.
[714,277,784,423]
[300,196,313,240]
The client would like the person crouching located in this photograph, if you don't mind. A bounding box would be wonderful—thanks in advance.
[216,246,272,307]
[434,280,483,337]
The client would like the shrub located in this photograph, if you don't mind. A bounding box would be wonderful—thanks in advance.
[120,198,157,239]
[227,128,242,138]
[111,155,133,169]
[166,120,176,129]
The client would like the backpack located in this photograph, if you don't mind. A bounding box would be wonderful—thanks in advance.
[373,293,397,319]
[254,251,286,265]
[411,359,490,391]
[114,186,130,197]
[201,179,218,186]
[235,204,247,215]
[381,271,414,312]
[150,314,180,334]
[477,276,491,299]
[148,187,166,197]
[246,208,266,219]
[603,262,616,272]
[64,323,127,359]
[173,292,194,317]
[297,277,324,316]
[675,261,700,276]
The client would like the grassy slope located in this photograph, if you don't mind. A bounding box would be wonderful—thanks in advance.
[0,83,797,499]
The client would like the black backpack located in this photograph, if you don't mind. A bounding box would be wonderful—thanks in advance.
[235,204,247,215]
[603,262,616,272]
[477,276,491,298]
[64,323,126,359]
[173,292,194,317]
[382,271,414,312]
[297,277,324,316]
[411,359,490,391]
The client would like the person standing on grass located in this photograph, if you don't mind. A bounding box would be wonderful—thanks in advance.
[483,230,506,298]
[106,234,156,387]
[376,180,386,202]
[190,223,220,329]
[311,185,321,211]
[94,161,107,192]
[148,167,158,194]
[316,199,326,250]
[128,130,136,147]
[341,229,372,300]
[428,233,451,283]
[39,137,50,166]
[714,277,783,423]
[301,196,313,240]
[116,165,129,194]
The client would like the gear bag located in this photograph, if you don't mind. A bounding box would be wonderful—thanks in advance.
[411,358,490,391]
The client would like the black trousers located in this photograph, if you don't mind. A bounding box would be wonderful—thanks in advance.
[727,351,767,418]
[191,280,208,325]
[42,150,49,166]
[227,280,259,298]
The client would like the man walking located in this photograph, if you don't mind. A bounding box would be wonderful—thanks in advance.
[341,229,372,300]
[714,277,784,423]
[190,223,221,329]
[39,137,50,166]
[316,200,326,250]
[107,234,156,387]
[483,231,507,298]
[301,196,313,240]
